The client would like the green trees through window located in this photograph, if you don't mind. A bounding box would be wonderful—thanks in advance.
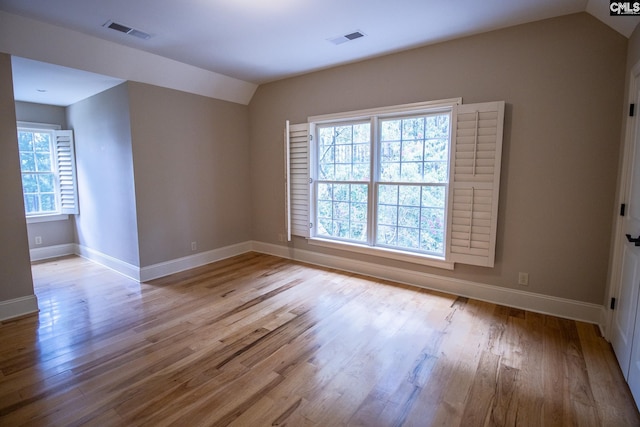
[315,112,450,257]
[18,129,58,215]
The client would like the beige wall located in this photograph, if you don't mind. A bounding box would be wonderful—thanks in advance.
[128,82,252,267]
[249,13,627,304]
[67,83,140,266]
[15,101,67,128]
[0,53,34,302]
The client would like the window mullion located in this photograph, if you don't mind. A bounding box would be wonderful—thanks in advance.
[368,117,378,246]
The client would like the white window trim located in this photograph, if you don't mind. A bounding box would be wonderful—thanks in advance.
[27,214,70,224]
[17,121,78,222]
[308,237,454,270]
[308,98,462,123]
[17,121,61,131]
[310,99,460,267]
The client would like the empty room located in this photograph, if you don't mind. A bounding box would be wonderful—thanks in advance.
[2,0,640,425]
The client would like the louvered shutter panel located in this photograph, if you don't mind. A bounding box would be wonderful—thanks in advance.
[54,130,79,214]
[446,101,504,267]
[285,121,310,239]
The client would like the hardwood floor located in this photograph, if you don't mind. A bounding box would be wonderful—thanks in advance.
[0,253,638,426]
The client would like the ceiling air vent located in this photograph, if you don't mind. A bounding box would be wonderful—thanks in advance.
[328,30,366,45]
[103,20,151,40]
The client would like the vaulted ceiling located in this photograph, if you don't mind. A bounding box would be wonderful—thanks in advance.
[2,0,638,105]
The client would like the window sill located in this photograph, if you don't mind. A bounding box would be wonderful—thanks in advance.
[307,237,455,270]
[27,214,70,224]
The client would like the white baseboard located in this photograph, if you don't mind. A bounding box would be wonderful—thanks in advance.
[0,295,38,321]
[30,243,76,262]
[140,241,253,282]
[34,240,606,326]
[75,244,141,281]
[15,242,251,321]
[75,242,253,282]
[598,306,609,337]
[251,241,605,326]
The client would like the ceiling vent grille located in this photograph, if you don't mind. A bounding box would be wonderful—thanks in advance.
[328,30,366,45]
[103,20,151,40]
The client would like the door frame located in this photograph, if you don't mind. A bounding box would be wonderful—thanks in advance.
[606,60,640,341]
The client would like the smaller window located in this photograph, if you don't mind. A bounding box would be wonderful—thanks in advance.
[16,123,78,219]
[18,128,58,215]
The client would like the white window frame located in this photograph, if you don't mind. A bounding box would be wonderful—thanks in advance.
[285,98,504,269]
[17,121,78,223]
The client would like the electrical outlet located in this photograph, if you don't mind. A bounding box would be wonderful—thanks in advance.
[518,272,529,286]
[35,236,42,245]
[191,241,197,251]
[278,233,284,242]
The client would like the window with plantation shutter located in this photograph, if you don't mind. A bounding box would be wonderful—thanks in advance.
[285,121,311,239]
[285,99,504,269]
[446,101,504,267]
[17,123,78,219]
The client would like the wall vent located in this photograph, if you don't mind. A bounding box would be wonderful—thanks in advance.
[103,20,151,40]
[328,30,366,45]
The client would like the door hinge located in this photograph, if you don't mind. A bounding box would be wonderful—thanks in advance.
[621,203,626,216]
[631,104,636,117]
[611,297,617,310]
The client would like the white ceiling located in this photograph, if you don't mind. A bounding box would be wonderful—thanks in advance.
[3,0,639,106]
[11,56,124,106]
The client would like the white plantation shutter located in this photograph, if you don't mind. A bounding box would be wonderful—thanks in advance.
[54,130,79,214]
[447,101,505,267]
[285,121,310,239]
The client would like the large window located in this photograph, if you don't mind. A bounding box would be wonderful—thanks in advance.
[315,113,450,257]
[17,123,78,219]
[285,99,504,268]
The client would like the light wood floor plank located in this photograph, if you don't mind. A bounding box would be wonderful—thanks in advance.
[0,253,638,426]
